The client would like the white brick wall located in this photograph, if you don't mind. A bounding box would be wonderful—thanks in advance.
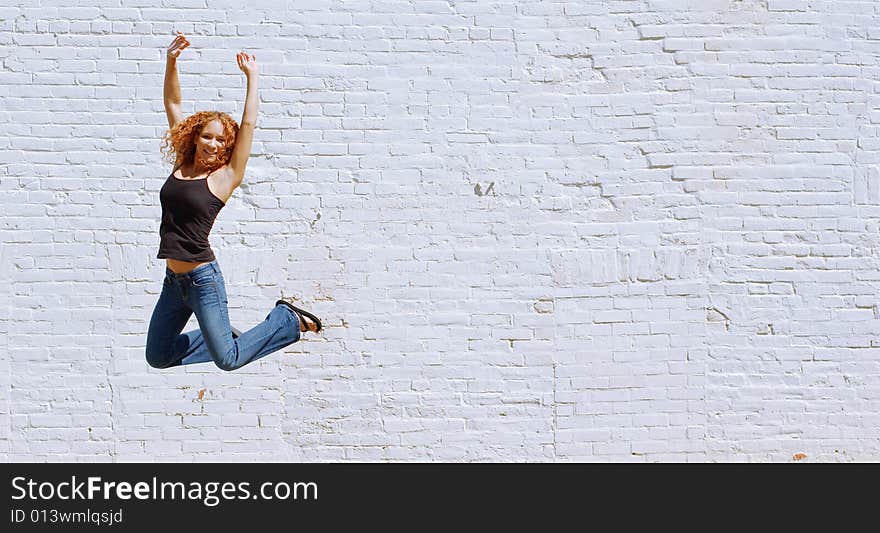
[2,1,879,462]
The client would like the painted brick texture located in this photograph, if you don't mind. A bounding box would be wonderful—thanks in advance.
[2,1,879,461]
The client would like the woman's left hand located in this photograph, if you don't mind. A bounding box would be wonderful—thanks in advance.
[236,51,258,77]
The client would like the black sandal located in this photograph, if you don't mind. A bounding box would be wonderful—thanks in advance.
[276,299,322,333]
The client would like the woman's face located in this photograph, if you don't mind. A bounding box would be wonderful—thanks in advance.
[195,119,227,166]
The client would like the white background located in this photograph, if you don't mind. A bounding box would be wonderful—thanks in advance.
[2,0,879,461]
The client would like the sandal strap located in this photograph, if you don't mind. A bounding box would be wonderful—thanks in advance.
[275,300,322,332]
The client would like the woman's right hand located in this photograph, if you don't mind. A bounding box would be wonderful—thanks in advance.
[167,32,190,60]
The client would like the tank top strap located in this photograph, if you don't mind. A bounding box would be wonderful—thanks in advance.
[170,164,222,179]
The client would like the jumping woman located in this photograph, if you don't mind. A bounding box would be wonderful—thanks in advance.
[146,32,321,371]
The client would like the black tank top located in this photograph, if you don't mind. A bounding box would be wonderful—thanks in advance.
[157,168,226,262]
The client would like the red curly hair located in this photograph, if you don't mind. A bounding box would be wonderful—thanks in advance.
[160,111,239,171]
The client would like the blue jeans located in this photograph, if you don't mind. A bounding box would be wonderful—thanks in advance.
[145,260,301,371]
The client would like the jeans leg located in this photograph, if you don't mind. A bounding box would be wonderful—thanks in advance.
[145,272,199,368]
[223,304,302,369]
[182,263,302,371]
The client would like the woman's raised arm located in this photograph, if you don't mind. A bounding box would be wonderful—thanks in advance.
[164,32,190,129]
[227,52,259,184]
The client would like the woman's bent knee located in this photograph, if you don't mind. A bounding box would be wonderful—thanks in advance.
[145,348,173,369]
[213,359,238,372]
[210,345,240,371]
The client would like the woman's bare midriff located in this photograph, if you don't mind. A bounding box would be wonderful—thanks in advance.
[166,258,210,274]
